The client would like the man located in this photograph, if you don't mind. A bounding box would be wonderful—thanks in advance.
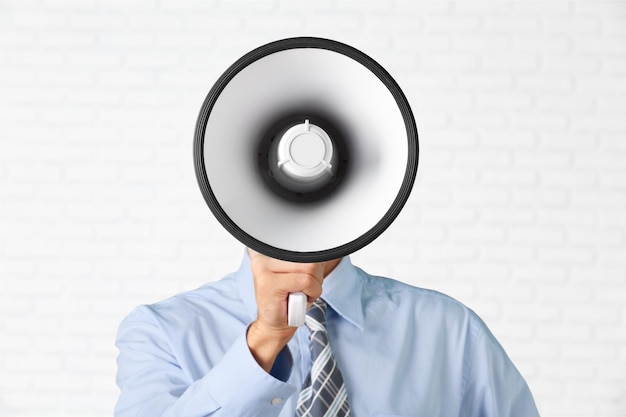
[115,249,540,416]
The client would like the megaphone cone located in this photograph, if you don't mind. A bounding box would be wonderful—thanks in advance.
[194,37,419,265]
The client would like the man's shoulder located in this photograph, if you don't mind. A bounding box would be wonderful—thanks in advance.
[353,267,496,358]
[355,266,481,325]
[356,266,463,304]
[119,271,244,329]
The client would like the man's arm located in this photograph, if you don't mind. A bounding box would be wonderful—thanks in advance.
[114,305,296,417]
[114,250,334,417]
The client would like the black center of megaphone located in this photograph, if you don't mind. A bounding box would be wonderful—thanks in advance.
[257,114,350,204]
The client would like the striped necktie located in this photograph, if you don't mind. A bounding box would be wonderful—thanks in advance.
[296,299,351,417]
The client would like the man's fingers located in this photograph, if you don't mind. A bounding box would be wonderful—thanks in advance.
[249,249,326,287]
[254,271,323,300]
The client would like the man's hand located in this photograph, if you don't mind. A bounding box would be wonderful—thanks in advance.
[246,249,326,372]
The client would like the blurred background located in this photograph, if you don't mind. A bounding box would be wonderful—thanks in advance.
[1,1,625,416]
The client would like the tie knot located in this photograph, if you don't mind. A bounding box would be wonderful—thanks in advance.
[305,298,327,332]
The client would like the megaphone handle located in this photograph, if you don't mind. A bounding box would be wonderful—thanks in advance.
[287,292,307,327]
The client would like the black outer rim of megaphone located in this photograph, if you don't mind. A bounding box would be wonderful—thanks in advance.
[194,37,419,263]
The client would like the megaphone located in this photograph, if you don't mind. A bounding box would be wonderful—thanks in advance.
[194,37,418,326]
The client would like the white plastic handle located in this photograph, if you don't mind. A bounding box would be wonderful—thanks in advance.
[287,292,307,327]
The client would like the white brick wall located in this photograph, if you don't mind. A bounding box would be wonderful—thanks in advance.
[1,1,625,415]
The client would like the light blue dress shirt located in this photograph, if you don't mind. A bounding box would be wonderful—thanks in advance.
[115,252,539,417]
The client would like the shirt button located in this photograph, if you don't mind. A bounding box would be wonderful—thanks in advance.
[271,397,283,406]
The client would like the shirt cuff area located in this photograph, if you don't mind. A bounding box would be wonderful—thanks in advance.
[203,331,297,416]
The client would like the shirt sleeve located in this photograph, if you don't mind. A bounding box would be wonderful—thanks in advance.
[460,315,540,417]
[114,306,297,417]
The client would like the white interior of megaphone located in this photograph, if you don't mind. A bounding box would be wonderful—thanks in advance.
[204,47,408,253]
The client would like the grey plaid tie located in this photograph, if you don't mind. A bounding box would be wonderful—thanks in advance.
[296,299,351,417]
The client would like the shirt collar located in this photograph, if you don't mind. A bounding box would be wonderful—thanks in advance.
[235,250,364,330]
[321,256,364,330]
